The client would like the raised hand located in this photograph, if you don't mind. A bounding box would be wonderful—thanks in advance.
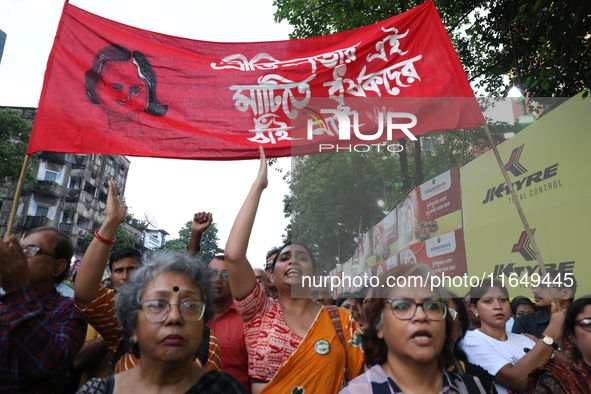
[254,146,268,190]
[105,180,127,226]
[191,212,212,234]
[0,236,29,293]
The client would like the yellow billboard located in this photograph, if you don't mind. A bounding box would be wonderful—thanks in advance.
[460,97,591,297]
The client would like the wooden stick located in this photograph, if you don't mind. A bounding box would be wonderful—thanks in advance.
[4,154,31,240]
[482,124,561,310]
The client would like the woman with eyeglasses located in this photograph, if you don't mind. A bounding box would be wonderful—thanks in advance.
[461,280,563,394]
[225,148,364,394]
[76,251,247,394]
[530,296,591,393]
[340,263,486,394]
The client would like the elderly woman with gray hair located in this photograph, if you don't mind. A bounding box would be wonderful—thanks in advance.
[76,251,247,394]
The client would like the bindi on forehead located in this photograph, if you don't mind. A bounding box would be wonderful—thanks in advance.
[173,286,179,292]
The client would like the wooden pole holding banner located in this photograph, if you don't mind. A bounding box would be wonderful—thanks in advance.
[4,154,31,240]
[482,124,561,310]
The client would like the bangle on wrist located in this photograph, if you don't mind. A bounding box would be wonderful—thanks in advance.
[94,229,116,245]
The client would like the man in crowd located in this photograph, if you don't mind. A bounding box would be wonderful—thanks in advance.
[512,269,577,339]
[70,247,141,388]
[0,227,87,393]
[254,267,271,296]
[207,255,250,389]
[310,285,334,306]
[264,246,280,299]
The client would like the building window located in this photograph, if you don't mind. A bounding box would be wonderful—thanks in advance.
[98,190,108,203]
[77,215,92,230]
[68,177,80,189]
[44,170,58,182]
[35,206,50,217]
[61,211,71,223]
[105,164,115,176]
[84,182,97,197]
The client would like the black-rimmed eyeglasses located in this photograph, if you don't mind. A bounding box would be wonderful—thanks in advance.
[139,300,205,322]
[387,299,448,321]
[22,245,56,258]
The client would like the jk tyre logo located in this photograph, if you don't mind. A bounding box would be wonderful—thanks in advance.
[511,229,536,261]
[505,144,528,177]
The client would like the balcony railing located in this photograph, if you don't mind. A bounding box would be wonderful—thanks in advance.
[37,151,68,164]
[59,223,72,233]
[23,215,50,230]
[32,180,63,199]
[65,188,80,202]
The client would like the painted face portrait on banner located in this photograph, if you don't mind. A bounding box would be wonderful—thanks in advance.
[85,44,168,128]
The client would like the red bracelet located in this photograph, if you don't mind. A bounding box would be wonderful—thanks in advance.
[94,229,116,245]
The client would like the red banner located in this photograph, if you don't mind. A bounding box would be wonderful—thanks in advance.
[28,1,484,160]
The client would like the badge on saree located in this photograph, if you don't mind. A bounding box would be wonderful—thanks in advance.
[314,339,330,355]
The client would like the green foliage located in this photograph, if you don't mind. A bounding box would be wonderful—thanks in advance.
[156,238,186,253]
[286,148,405,272]
[124,208,149,231]
[158,221,223,263]
[273,0,591,97]
[464,0,591,97]
[81,226,140,252]
[283,122,511,273]
[0,109,36,187]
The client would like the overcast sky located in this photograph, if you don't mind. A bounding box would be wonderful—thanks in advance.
[0,0,294,266]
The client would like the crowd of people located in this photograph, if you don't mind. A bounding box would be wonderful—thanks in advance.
[1,147,589,393]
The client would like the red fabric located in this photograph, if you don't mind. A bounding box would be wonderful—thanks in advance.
[28,0,484,160]
[207,302,250,390]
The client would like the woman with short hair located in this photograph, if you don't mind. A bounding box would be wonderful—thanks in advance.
[76,251,247,394]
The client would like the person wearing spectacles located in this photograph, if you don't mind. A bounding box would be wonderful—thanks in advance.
[530,296,591,392]
[74,181,222,378]
[253,267,271,296]
[461,280,563,394]
[77,251,247,394]
[340,263,486,394]
[0,227,87,393]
